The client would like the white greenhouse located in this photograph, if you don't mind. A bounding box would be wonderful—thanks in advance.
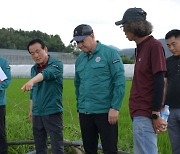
[10,64,134,79]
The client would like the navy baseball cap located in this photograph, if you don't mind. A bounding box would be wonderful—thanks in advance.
[115,8,147,26]
[70,24,93,43]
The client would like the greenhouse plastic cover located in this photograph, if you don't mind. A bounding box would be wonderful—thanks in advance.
[10,64,134,79]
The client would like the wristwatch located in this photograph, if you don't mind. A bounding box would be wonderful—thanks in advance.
[151,114,159,119]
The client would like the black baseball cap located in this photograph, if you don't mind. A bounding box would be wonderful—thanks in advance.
[70,24,93,43]
[115,8,147,26]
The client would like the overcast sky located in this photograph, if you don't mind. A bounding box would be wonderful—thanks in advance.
[0,0,180,49]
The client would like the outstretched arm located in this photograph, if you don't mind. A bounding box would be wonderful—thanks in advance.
[21,73,43,92]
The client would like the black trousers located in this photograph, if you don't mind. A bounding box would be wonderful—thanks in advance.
[33,112,64,154]
[0,105,8,154]
[79,113,118,154]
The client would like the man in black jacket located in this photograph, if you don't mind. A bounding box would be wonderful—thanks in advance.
[164,29,180,154]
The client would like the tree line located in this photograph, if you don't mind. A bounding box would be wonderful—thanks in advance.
[0,27,134,63]
[0,27,76,53]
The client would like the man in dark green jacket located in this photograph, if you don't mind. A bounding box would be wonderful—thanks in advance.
[21,39,64,154]
[71,24,125,154]
[0,57,11,154]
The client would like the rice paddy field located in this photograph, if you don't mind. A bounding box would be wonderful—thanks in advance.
[6,78,171,154]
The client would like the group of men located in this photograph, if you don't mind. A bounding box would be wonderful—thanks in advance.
[1,7,180,154]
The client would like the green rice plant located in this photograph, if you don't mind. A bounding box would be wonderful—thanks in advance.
[118,81,133,153]
[6,78,33,153]
[6,78,172,153]
[158,132,171,154]
[62,79,81,141]
[6,78,82,153]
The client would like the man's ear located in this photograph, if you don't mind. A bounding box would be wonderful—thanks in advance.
[44,46,48,52]
[90,33,95,39]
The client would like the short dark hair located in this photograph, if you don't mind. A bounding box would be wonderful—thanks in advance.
[27,39,46,52]
[123,20,153,37]
[165,29,180,39]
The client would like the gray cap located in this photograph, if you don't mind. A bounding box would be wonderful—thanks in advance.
[115,8,147,26]
[70,24,93,43]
